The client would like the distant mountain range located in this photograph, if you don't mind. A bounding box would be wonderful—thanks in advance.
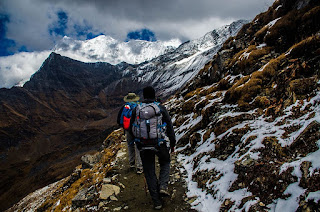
[54,35,182,65]
[0,35,181,88]
[128,20,248,98]
[0,19,247,211]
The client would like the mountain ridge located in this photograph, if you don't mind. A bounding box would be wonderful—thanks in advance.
[53,35,182,65]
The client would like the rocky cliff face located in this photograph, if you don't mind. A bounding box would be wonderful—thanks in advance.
[165,0,320,210]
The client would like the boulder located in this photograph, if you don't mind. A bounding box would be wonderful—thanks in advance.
[72,186,96,208]
[81,152,103,168]
[99,184,121,200]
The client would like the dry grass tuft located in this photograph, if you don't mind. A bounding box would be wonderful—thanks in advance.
[184,88,203,100]
[224,54,286,107]
[254,96,271,108]
[289,35,320,58]
[227,45,256,69]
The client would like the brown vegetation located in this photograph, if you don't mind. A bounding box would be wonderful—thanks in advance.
[37,131,122,211]
[224,54,286,109]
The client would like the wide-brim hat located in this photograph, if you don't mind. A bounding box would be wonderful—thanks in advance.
[123,93,140,102]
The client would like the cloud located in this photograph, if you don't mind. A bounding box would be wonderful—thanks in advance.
[0,0,275,88]
[49,10,68,37]
[1,0,275,54]
[126,29,156,42]
[0,51,51,87]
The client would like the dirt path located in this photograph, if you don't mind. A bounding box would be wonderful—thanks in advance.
[105,141,194,211]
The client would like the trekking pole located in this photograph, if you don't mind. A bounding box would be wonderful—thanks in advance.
[144,176,148,196]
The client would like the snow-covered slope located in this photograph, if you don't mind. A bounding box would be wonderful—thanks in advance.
[128,20,248,98]
[163,0,320,211]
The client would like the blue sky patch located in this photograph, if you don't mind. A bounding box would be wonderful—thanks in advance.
[49,11,103,41]
[126,29,156,42]
[49,10,68,37]
[86,32,104,40]
[0,14,16,56]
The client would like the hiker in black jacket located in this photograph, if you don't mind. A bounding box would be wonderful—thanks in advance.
[130,86,176,210]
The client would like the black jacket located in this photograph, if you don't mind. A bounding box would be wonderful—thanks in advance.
[130,99,176,148]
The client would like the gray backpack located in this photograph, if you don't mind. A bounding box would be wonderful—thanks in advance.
[132,102,167,144]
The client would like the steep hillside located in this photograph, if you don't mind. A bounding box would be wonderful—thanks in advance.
[128,20,248,99]
[166,0,320,211]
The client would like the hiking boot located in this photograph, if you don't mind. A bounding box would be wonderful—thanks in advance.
[136,168,143,174]
[159,188,170,196]
[154,203,162,210]
[129,165,135,172]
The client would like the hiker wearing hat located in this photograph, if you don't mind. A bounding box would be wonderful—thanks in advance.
[130,86,176,210]
[117,93,143,174]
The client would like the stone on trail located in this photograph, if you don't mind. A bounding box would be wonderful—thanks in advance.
[110,195,118,201]
[103,178,112,184]
[72,187,95,208]
[99,184,121,200]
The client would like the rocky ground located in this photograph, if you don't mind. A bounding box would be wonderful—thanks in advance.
[7,129,194,212]
[103,140,193,212]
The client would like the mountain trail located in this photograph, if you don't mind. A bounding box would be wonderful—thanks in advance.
[7,130,194,212]
[104,139,194,211]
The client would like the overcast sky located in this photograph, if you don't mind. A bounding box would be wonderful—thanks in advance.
[1,0,274,56]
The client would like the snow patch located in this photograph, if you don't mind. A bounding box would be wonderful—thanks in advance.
[267,17,282,28]
[175,87,320,211]
[257,43,267,49]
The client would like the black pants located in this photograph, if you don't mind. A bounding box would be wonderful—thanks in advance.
[140,144,170,205]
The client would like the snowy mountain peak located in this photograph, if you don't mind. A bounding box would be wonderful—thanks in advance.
[130,19,249,98]
[53,35,182,65]
[0,35,181,89]
[188,19,247,51]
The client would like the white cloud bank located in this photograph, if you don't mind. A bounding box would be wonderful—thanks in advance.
[0,51,51,87]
